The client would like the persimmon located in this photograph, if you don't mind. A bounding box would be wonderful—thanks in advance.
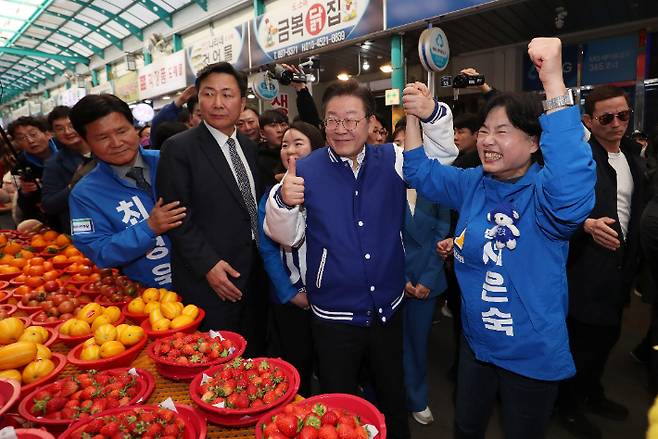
[3,242,21,255]
[29,257,45,266]
[0,255,14,264]
[55,234,71,247]
[67,255,82,264]
[64,247,80,258]
[30,237,46,248]
[14,285,30,296]
[42,270,59,282]
[25,277,44,288]
[9,258,26,269]
[27,266,45,277]
[42,230,58,241]
[0,234,7,246]
[42,261,54,272]
[51,255,67,264]
[19,250,33,259]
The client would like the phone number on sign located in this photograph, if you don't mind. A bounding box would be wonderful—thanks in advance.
[273,30,347,59]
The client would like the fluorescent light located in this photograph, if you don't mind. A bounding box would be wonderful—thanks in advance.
[380,64,392,73]
[247,93,255,99]
[162,96,170,100]
[362,60,370,71]
[337,73,350,81]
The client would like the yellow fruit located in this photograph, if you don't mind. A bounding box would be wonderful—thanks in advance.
[77,303,103,324]
[59,319,76,336]
[174,302,184,313]
[103,306,121,323]
[69,320,91,337]
[127,298,145,314]
[91,315,112,332]
[0,369,21,383]
[115,324,130,340]
[152,318,171,332]
[100,340,125,358]
[158,288,168,297]
[160,291,178,303]
[0,317,25,344]
[22,358,54,384]
[160,302,181,320]
[118,326,144,346]
[35,344,51,360]
[149,309,164,325]
[144,302,160,314]
[80,344,100,360]
[26,326,48,342]
[83,337,97,347]
[0,341,37,369]
[181,305,199,320]
[94,323,117,345]
[142,288,160,303]
[18,328,44,344]
[170,314,194,329]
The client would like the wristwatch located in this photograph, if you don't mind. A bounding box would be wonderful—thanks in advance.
[542,89,575,112]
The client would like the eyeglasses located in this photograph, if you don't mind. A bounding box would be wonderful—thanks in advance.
[324,117,367,131]
[593,109,632,126]
[13,131,42,142]
[53,123,74,134]
[373,128,388,137]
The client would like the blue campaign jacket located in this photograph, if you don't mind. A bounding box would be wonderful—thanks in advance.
[68,149,172,288]
[295,145,406,327]
[404,106,596,381]
[403,194,450,298]
[258,191,306,304]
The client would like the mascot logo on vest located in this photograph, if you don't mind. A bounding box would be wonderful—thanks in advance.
[483,202,520,267]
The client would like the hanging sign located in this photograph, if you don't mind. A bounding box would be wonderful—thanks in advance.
[251,72,280,101]
[418,27,450,72]
[138,51,189,100]
[187,23,249,74]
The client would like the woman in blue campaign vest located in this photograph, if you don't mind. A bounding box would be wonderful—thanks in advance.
[403,38,596,438]
[257,121,324,397]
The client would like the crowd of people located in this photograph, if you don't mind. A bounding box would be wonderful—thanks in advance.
[0,36,657,439]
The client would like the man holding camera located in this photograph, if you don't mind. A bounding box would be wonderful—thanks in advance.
[7,116,58,226]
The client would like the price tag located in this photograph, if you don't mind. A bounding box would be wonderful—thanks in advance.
[200,373,212,385]
[209,330,225,341]
[128,368,139,376]
[0,426,17,439]
[365,424,379,438]
[159,397,178,413]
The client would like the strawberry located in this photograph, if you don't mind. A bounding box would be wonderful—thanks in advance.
[337,415,357,428]
[251,399,265,408]
[355,426,369,439]
[226,393,239,408]
[322,410,339,425]
[145,423,163,436]
[100,422,119,436]
[60,379,79,396]
[45,396,67,414]
[300,426,320,439]
[182,345,195,356]
[276,413,302,437]
[264,421,281,435]
[319,425,339,439]
[305,414,322,428]
[89,398,107,414]
[263,391,278,405]
[312,403,327,417]
[336,424,358,439]
[235,392,250,409]
[163,423,179,436]
[80,385,98,400]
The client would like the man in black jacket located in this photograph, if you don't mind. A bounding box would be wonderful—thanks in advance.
[41,106,92,233]
[157,62,267,357]
[559,85,644,439]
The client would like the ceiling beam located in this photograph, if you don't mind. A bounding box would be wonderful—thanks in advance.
[138,0,173,27]
[67,0,144,41]
[30,23,105,58]
[193,0,208,11]
[5,0,54,47]
[0,47,89,64]
[21,34,97,59]
[43,10,123,50]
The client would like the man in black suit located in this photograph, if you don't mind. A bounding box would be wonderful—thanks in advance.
[156,62,267,356]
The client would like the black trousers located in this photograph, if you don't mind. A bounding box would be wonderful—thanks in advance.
[312,310,410,439]
[271,303,314,396]
[558,318,621,412]
[199,245,268,358]
[455,338,558,439]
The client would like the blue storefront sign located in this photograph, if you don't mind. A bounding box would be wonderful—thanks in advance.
[386,0,497,29]
[582,34,637,85]
[250,0,383,67]
[523,44,579,91]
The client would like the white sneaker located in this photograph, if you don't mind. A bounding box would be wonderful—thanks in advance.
[412,406,434,425]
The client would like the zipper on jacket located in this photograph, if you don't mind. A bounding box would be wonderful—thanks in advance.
[316,248,328,289]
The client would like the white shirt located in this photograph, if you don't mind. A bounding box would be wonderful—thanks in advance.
[608,151,634,239]
[339,147,366,178]
[204,121,257,203]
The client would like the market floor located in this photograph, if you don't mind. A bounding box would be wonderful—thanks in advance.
[410,294,653,438]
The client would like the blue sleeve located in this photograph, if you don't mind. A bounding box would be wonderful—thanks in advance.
[534,106,596,239]
[403,147,470,211]
[257,193,298,304]
[69,188,157,268]
[41,156,70,215]
[151,102,181,138]
[417,205,450,292]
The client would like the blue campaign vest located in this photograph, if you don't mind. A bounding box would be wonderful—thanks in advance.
[296,144,406,326]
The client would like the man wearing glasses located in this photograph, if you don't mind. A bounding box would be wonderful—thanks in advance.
[7,116,58,226]
[559,85,644,438]
[367,113,389,145]
[258,109,289,187]
[41,106,93,233]
[264,79,457,439]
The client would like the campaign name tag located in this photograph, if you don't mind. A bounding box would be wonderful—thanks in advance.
[71,218,94,234]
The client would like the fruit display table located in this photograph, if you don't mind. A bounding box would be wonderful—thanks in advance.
[49,342,295,438]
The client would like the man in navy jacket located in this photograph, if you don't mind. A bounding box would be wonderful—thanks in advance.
[265,79,458,439]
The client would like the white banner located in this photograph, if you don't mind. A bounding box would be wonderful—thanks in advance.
[90,81,114,95]
[138,51,187,100]
[41,98,56,115]
[188,26,247,75]
[57,88,86,107]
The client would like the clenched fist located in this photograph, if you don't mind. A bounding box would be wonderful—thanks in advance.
[527,37,566,100]
[281,157,305,207]
[403,82,435,120]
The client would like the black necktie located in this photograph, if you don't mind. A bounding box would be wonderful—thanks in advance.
[227,137,258,242]
[126,166,151,193]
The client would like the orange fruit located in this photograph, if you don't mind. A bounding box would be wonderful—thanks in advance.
[51,255,67,264]
[64,247,80,258]
[0,255,14,264]
[0,234,7,246]
[9,258,27,269]
[2,266,20,275]
[3,242,21,255]
[29,257,45,266]
[19,250,33,259]
[42,261,53,272]
[55,234,71,247]
[27,266,45,277]
[14,285,30,296]
[12,272,26,281]
[42,231,58,242]
[30,237,46,248]
[42,270,59,282]
[67,255,82,264]
[25,277,44,288]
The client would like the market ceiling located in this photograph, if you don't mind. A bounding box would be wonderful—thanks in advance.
[0,0,205,102]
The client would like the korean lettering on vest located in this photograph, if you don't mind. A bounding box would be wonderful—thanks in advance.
[116,195,171,286]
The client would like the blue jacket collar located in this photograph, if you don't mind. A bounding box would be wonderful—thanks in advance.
[23,138,58,167]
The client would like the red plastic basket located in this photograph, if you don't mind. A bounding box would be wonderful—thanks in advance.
[0,281,9,290]
[0,290,13,304]
[121,303,148,324]
[146,331,247,380]
[59,403,201,439]
[18,367,155,431]
[0,304,17,316]
[19,353,67,400]
[13,429,55,439]
[0,272,21,281]
[140,308,205,339]
[189,357,300,426]
[67,334,147,370]
[27,311,64,327]
[0,379,21,416]
[255,393,387,438]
